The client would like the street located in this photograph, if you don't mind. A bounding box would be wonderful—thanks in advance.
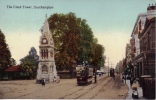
[0,74,128,99]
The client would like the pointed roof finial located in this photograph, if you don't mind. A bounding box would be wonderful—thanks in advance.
[46,14,47,19]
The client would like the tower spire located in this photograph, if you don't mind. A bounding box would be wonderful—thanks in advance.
[40,14,51,40]
[45,14,47,20]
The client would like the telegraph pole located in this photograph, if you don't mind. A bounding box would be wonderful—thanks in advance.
[108,57,109,76]
[110,62,114,68]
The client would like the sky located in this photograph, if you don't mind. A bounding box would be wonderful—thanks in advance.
[0,0,155,67]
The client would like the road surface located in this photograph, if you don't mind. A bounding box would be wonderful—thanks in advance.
[0,74,128,99]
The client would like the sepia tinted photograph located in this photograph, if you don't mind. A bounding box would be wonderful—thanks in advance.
[0,0,155,99]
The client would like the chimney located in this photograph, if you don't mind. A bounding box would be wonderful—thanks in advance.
[147,4,156,11]
[147,4,150,11]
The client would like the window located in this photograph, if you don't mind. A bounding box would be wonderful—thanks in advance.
[41,49,43,59]
[139,20,142,30]
[42,65,48,74]
[46,49,48,58]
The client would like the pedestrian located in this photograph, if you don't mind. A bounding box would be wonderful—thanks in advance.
[42,78,45,87]
[113,74,115,80]
[132,80,139,99]
[115,73,120,86]
[56,76,60,83]
[124,74,126,83]
[130,77,133,87]
[122,74,124,83]
[53,76,56,82]
[132,77,136,84]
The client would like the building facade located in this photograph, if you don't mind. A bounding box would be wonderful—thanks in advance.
[131,4,156,78]
[125,43,132,65]
[138,17,155,77]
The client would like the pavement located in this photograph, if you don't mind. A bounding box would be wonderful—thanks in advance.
[125,79,147,100]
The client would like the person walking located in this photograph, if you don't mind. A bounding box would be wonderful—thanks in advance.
[122,74,124,83]
[113,74,115,80]
[115,73,120,86]
[53,76,56,82]
[132,80,139,99]
[124,74,126,83]
[130,77,133,87]
[42,78,45,87]
[56,76,60,83]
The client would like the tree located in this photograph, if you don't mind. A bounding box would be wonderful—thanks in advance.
[10,58,16,66]
[20,47,39,79]
[78,19,95,65]
[0,30,12,77]
[49,12,81,71]
[128,61,134,76]
[63,13,80,65]
[48,12,99,71]
[93,43,105,83]
[48,12,106,80]
[20,55,38,78]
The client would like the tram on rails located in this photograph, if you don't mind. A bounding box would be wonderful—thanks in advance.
[76,65,93,86]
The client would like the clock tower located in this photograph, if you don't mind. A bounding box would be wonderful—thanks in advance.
[36,14,57,82]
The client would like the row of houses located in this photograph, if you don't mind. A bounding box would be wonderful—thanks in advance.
[124,4,155,99]
[125,4,156,79]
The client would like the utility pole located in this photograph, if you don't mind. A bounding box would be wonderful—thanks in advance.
[94,49,97,83]
[108,57,109,76]
[110,62,113,68]
[112,64,114,68]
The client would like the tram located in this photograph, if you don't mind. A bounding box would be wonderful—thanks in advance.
[76,65,93,86]
[110,68,115,77]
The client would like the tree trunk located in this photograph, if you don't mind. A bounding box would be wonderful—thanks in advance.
[94,66,97,83]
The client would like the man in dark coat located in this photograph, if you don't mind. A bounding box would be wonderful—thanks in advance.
[130,77,134,86]
[122,74,124,83]
[42,78,45,87]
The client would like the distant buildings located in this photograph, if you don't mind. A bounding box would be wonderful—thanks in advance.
[125,43,131,65]
[115,60,123,73]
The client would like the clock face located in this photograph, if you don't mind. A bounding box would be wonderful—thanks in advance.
[42,38,47,44]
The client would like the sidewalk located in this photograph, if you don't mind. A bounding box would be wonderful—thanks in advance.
[125,80,147,100]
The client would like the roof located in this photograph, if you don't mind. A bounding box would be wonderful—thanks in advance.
[147,5,156,11]
[5,66,21,72]
[146,16,154,20]
[131,10,156,37]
